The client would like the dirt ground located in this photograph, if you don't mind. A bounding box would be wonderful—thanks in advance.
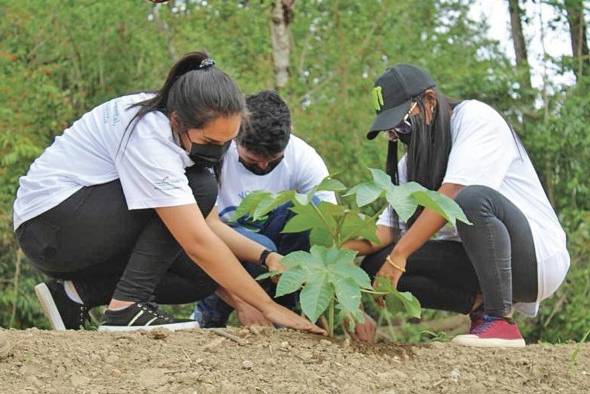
[0,327,588,394]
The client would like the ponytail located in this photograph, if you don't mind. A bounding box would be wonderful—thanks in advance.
[121,51,246,152]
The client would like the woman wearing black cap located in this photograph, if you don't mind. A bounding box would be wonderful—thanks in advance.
[347,64,569,347]
[13,51,325,335]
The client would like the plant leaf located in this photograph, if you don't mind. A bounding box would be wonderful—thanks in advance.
[369,168,393,189]
[340,211,379,244]
[345,182,383,207]
[231,191,273,222]
[333,277,361,313]
[315,177,347,192]
[411,190,472,225]
[300,274,333,322]
[252,190,294,220]
[281,251,316,270]
[374,277,422,319]
[275,267,307,297]
[332,263,371,289]
[385,182,424,222]
[310,227,334,247]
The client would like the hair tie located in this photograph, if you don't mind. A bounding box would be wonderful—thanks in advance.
[197,58,215,70]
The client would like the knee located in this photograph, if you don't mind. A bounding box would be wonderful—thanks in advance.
[455,185,496,216]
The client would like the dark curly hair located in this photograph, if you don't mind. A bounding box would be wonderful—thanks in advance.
[237,90,291,156]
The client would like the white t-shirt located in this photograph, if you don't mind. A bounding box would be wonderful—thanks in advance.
[13,93,196,229]
[377,100,570,316]
[217,135,335,222]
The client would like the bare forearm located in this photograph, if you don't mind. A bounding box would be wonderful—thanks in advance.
[343,225,396,256]
[391,209,446,258]
[208,219,265,263]
[186,232,273,310]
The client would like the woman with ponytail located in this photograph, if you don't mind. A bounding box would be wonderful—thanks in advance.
[13,52,325,334]
[348,64,569,347]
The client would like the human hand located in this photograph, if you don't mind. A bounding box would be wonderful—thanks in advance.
[373,253,406,290]
[353,313,377,343]
[265,252,285,283]
[235,301,273,327]
[261,303,327,335]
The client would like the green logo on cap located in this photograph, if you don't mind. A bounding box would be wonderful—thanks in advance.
[372,86,384,112]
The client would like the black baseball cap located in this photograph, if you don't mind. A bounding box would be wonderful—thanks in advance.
[367,64,436,140]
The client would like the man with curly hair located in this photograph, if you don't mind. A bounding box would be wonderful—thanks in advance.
[193,90,335,327]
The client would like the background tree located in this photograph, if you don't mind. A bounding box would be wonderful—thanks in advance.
[270,0,296,90]
[508,0,533,90]
[564,0,589,79]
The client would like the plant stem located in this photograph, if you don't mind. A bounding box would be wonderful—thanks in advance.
[328,298,335,337]
[310,202,339,245]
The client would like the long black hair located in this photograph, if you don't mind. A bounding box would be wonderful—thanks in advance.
[386,88,456,233]
[121,51,246,177]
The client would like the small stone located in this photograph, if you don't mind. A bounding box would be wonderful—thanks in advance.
[25,376,42,387]
[112,368,122,377]
[450,368,460,383]
[105,354,119,364]
[319,339,332,346]
[203,337,226,352]
[148,329,169,340]
[238,328,250,337]
[71,375,91,387]
[242,360,254,370]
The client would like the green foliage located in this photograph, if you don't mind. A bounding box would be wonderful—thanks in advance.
[0,0,587,344]
[240,170,469,335]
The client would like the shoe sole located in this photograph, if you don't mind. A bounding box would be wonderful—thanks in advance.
[452,335,525,348]
[97,321,199,332]
[34,283,66,331]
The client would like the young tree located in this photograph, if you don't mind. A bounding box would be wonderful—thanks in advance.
[270,0,295,89]
[564,0,589,79]
[507,0,532,90]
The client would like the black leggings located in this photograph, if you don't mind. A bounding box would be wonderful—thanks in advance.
[362,185,538,316]
[16,166,219,308]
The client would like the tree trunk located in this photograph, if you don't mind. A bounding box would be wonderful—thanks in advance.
[270,0,295,90]
[507,0,532,90]
[564,0,589,79]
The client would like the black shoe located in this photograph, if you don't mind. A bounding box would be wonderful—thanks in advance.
[98,302,199,332]
[34,280,89,330]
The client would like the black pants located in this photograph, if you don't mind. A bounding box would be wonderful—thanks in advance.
[16,166,219,308]
[362,185,538,316]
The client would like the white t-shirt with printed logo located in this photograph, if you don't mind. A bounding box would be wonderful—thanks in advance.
[216,136,335,222]
[13,93,197,229]
[377,100,570,316]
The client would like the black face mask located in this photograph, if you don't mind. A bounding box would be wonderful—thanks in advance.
[238,155,284,176]
[189,140,231,168]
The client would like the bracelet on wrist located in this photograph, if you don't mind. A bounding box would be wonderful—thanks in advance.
[258,249,273,269]
[386,255,406,273]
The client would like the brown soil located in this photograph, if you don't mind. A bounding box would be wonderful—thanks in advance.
[0,327,588,393]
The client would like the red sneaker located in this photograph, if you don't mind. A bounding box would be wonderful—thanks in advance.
[452,315,525,348]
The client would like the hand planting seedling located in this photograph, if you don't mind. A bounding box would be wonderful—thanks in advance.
[234,168,471,336]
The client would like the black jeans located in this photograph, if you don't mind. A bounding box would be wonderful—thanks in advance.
[362,185,538,316]
[16,166,219,307]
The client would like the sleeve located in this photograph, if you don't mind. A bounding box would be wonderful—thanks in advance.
[442,107,519,189]
[377,206,394,228]
[115,136,196,210]
[295,145,337,204]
